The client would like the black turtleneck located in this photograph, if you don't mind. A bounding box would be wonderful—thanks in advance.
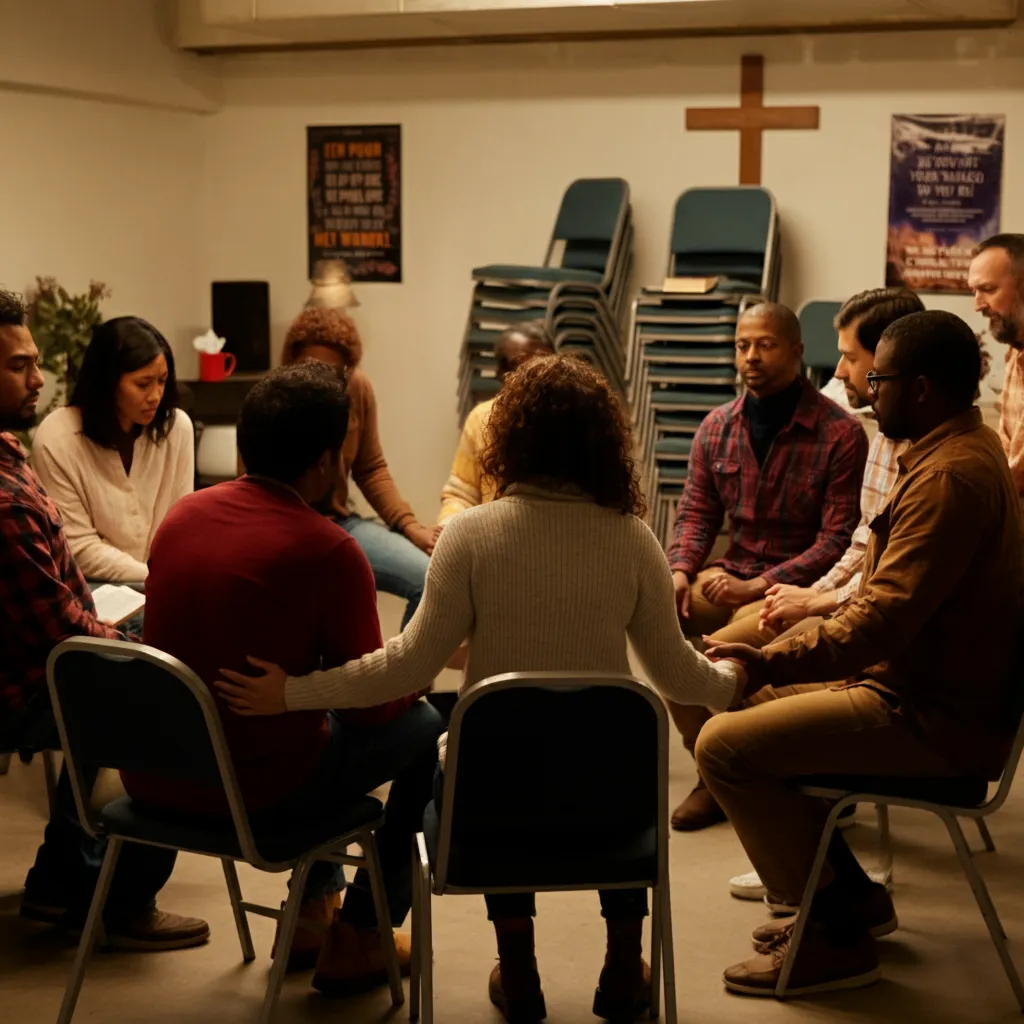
[744,376,803,466]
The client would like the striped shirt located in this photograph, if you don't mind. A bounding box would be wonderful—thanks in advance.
[812,431,908,604]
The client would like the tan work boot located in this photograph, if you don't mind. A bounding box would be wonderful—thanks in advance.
[671,778,727,831]
[271,891,342,971]
[752,883,897,953]
[312,916,411,996]
[725,919,880,997]
[593,916,652,1021]
[489,918,546,1023]
[101,908,210,951]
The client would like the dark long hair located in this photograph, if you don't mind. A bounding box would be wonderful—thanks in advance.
[70,316,178,448]
[481,354,645,517]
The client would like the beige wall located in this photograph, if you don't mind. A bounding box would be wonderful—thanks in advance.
[201,26,1022,521]
[0,0,213,378]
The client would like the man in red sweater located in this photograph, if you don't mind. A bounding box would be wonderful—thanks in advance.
[131,362,443,995]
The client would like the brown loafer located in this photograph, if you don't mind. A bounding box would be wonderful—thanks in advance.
[726,921,880,998]
[101,908,210,951]
[489,962,547,1022]
[312,918,411,996]
[593,957,651,1021]
[752,883,897,953]
[272,891,342,971]
[671,780,726,831]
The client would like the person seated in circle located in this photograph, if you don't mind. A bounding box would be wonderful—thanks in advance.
[214,353,747,1024]
[279,308,438,630]
[30,316,193,585]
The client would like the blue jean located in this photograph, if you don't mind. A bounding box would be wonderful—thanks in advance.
[260,701,444,926]
[332,515,429,630]
[22,713,177,922]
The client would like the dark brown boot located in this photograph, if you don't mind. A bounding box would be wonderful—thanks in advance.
[593,916,651,1022]
[489,918,546,1023]
[671,778,726,831]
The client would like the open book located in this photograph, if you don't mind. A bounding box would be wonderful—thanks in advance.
[91,584,146,627]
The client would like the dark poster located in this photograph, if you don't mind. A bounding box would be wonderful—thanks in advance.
[886,114,1004,294]
[307,124,401,282]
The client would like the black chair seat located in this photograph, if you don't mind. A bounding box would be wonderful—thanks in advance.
[101,795,383,864]
[422,800,657,889]
[798,774,989,809]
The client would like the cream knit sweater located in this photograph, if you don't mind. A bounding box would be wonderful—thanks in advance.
[285,484,738,755]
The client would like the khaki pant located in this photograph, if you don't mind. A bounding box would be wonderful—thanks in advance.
[668,568,769,753]
[695,682,957,905]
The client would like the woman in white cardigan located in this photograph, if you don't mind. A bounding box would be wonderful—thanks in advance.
[31,316,194,583]
[217,354,744,1023]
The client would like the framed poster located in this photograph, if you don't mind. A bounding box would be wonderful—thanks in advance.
[886,114,1004,294]
[307,124,401,282]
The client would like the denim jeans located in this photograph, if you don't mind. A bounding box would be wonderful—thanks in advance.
[22,712,177,921]
[332,515,429,630]
[430,769,648,922]
[260,701,444,927]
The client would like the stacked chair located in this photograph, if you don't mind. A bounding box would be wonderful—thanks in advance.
[798,299,843,388]
[457,178,634,423]
[626,187,780,548]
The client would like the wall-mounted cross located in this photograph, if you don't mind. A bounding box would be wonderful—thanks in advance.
[686,55,820,185]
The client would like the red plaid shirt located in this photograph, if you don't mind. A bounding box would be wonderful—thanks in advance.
[667,381,867,586]
[0,433,122,719]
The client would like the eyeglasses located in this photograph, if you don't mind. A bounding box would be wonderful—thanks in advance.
[865,371,902,394]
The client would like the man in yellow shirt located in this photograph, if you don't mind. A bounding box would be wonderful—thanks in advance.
[438,323,554,525]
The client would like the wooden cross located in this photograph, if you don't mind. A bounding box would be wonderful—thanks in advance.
[686,55,820,185]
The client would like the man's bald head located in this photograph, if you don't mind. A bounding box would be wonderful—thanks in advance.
[734,302,804,397]
[496,323,555,381]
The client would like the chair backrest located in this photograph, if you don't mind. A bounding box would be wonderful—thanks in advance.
[669,187,775,286]
[548,179,630,277]
[46,637,262,863]
[435,672,668,887]
[982,633,1024,814]
[798,299,843,372]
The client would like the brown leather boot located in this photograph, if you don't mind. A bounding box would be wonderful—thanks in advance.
[271,892,342,971]
[488,918,546,1023]
[593,916,652,1022]
[671,778,726,831]
[312,917,411,996]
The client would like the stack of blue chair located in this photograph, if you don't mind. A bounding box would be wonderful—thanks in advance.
[798,299,843,389]
[458,178,634,423]
[626,187,780,548]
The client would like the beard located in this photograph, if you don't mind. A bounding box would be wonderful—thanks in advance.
[843,383,871,410]
[988,311,1024,349]
[0,407,37,432]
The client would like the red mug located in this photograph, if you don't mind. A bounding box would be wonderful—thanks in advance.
[199,351,237,382]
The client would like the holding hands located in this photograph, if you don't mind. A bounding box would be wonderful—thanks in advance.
[405,522,443,556]
[759,583,837,633]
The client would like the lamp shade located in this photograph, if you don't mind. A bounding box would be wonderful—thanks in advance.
[305,260,360,309]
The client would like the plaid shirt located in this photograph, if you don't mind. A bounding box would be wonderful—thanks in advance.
[0,433,122,721]
[667,380,867,586]
[812,430,908,604]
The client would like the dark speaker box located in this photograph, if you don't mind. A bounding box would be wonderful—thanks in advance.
[211,281,270,373]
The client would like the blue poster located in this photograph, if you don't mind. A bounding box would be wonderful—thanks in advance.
[886,114,1004,294]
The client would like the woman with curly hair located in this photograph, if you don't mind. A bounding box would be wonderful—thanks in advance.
[279,308,438,628]
[216,354,743,1021]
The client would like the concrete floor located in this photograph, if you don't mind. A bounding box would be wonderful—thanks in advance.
[3,594,1024,1023]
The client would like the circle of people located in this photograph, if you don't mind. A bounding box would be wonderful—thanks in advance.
[2,234,1024,1015]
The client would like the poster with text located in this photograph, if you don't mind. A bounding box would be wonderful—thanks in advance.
[307,124,401,282]
[886,114,1004,293]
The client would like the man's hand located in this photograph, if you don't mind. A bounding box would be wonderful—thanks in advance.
[405,522,443,555]
[672,571,692,620]
[760,584,838,632]
[703,573,768,609]
[704,640,767,697]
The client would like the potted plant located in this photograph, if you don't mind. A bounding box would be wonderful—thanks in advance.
[29,277,110,417]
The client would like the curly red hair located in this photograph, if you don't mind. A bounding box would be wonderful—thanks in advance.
[480,354,645,517]
[281,308,363,369]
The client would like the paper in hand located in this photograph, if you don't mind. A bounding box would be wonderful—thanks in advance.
[91,584,146,627]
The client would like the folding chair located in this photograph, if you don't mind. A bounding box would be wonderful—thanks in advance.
[798,299,843,388]
[46,637,403,1024]
[776,706,1024,1007]
[410,672,677,1024]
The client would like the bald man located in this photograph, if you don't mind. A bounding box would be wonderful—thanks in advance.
[438,323,554,525]
[666,303,867,830]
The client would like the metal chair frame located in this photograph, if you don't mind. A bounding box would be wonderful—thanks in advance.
[409,672,677,1024]
[46,637,403,1024]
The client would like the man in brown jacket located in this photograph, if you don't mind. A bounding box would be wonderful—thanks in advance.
[699,309,1023,998]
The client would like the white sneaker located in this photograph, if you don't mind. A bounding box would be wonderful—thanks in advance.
[728,866,892,911]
